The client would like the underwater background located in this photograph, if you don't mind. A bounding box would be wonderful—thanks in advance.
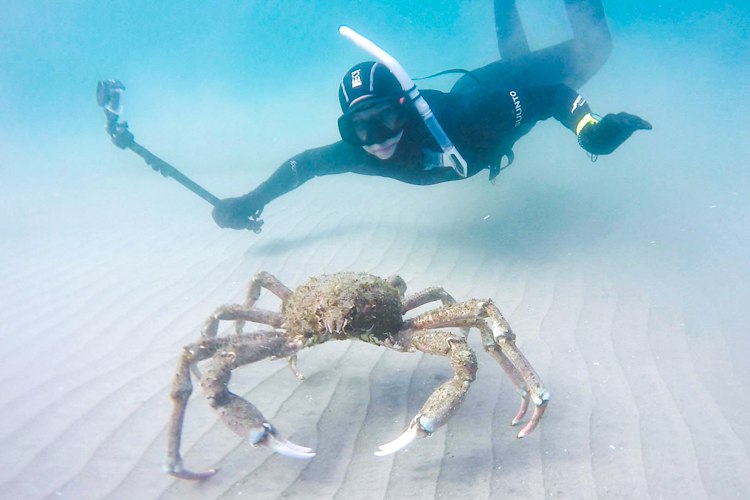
[1,1,749,498]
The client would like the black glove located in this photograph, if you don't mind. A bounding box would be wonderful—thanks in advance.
[578,112,652,155]
[212,191,266,230]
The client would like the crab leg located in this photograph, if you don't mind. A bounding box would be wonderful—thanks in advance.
[199,335,313,456]
[165,331,309,481]
[201,304,283,338]
[166,336,231,480]
[233,271,293,335]
[400,286,458,314]
[242,271,293,307]
[480,300,549,437]
[404,299,549,438]
[400,286,471,338]
[236,271,305,380]
[376,330,477,456]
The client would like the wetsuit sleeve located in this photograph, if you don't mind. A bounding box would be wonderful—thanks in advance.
[515,84,593,133]
[252,141,370,203]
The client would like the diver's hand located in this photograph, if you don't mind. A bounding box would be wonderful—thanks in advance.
[212,192,265,230]
[579,112,652,155]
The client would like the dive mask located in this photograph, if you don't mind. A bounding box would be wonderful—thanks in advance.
[338,98,406,146]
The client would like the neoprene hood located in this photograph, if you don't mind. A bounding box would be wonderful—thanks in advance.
[338,61,402,113]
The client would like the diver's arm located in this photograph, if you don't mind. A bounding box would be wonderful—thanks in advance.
[211,142,365,229]
[524,84,652,155]
[548,86,654,155]
[503,83,595,134]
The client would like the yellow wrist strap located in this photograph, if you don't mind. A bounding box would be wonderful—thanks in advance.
[575,113,598,136]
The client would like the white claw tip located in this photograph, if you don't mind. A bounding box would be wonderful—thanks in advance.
[270,440,316,459]
[263,430,316,459]
[374,425,419,457]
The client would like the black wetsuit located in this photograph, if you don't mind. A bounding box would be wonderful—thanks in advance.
[228,0,612,213]
[253,84,592,204]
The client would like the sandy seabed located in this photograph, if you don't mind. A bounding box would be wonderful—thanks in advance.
[1,133,749,500]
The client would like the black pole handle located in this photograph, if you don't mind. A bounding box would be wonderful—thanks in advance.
[127,141,221,206]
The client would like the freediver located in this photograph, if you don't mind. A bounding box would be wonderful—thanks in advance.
[212,0,651,230]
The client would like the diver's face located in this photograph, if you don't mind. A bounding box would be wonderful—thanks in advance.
[338,100,406,159]
[363,130,403,159]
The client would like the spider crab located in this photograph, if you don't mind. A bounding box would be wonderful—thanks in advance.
[165,271,549,480]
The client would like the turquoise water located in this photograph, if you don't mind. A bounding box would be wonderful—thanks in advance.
[2,1,747,154]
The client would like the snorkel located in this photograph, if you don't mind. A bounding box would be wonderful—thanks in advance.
[339,26,468,178]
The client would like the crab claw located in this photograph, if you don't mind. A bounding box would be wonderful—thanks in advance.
[510,394,530,427]
[374,414,431,457]
[250,422,316,459]
[516,399,548,439]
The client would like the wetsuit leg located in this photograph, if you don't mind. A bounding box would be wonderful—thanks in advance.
[494,0,530,60]
[452,0,612,93]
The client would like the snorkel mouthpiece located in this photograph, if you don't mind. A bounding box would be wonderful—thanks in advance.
[339,25,468,177]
